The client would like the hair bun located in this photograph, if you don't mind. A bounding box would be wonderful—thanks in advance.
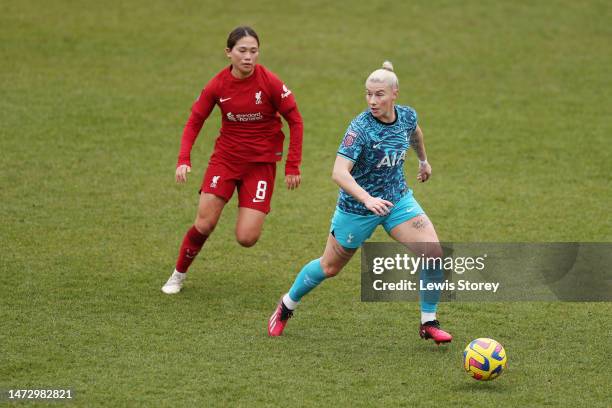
[382,61,394,72]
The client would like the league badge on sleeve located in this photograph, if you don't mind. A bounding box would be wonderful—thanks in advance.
[342,130,357,147]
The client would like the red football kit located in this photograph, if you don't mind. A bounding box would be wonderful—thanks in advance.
[177,64,303,213]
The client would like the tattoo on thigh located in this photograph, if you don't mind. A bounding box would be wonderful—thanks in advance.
[412,218,429,230]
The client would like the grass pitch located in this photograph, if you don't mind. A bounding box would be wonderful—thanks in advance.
[1,1,611,406]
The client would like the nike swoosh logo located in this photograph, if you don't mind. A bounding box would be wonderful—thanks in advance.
[406,207,415,213]
[219,97,231,103]
[252,199,265,203]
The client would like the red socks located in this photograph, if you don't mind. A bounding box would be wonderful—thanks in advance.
[175,226,208,273]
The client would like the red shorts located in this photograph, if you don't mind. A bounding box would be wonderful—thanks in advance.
[201,157,277,214]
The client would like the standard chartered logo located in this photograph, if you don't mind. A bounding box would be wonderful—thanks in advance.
[226,112,262,122]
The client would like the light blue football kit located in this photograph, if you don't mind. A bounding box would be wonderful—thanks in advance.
[332,105,423,248]
[288,105,442,313]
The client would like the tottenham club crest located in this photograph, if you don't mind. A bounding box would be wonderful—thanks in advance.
[255,91,262,105]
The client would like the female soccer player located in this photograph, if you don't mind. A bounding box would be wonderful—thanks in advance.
[268,62,451,344]
[162,26,303,294]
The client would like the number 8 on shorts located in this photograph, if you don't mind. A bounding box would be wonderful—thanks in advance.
[255,180,267,200]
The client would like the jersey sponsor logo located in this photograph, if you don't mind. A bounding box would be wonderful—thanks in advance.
[255,91,262,105]
[342,131,357,147]
[210,175,220,188]
[281,84,292,99]
[376,151,406,168]
[226,112,263,122]
[219,97,232,103]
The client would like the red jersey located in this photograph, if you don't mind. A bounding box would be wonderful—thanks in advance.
[177,64,303,175]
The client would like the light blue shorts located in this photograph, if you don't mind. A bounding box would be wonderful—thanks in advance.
[330,191,425,249]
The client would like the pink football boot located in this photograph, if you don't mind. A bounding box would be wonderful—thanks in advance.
[268,300,293,337]
[419,320,453,344]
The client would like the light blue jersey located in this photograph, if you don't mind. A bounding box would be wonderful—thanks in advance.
[285,104,441,318]
[336,105,418,215]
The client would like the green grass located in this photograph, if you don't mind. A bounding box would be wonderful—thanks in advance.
[1,0,611,406]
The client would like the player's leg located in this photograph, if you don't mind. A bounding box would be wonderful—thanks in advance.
[384,194,451,343]
[290,233,357,301]
[235,162,275,247]
[388,214,444,314]
[162,160,236,294]
[162,193,227,294]
[235,208,266,247]
[388,215,451,343]
[268,208,378,336]
[184,192,227,267]
[283,208,378,308]
[268,233,357,336]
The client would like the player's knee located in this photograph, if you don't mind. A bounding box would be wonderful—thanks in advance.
[236,232,259,248]
[194,217,217,236]
[424,243,443,259]
[321,259,342,278]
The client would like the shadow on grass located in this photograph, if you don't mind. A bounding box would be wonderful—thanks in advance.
[413,341,453,354]
[451,379,511,393]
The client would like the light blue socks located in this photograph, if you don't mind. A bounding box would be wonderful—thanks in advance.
[287,258,327,303]
[420,266,443,313]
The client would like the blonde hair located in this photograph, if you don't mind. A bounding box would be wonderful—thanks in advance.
[366,61,399,90]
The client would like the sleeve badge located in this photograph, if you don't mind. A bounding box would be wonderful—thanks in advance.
[342,130,357,147]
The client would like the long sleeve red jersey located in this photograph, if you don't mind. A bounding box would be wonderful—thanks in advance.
[177,64,303,175]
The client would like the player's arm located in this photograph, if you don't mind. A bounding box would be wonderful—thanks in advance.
[175,111,203,183]
[279,105,303,190]
[176,82,217,184]
[331,156,393,216]
[267,72,303,189]
[411,125,432,183]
